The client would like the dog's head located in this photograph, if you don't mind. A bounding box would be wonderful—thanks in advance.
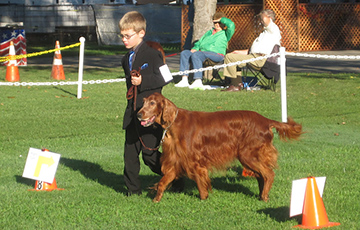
[137,93,177,128]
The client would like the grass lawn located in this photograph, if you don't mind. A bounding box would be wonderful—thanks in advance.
[0,55,359,229]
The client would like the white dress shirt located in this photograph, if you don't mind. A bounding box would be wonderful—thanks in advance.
[250,20,281,55]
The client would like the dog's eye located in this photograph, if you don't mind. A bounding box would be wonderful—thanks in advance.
[150,101,156,106]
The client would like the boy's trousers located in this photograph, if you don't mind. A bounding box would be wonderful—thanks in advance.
[124,119,163,194]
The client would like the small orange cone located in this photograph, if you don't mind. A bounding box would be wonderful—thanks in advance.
[242,168,255,177]
[29,178,64,191]
[294,177,340,229]
[5,41,20,82]
[28,148,64,191]
[51,41,65,80]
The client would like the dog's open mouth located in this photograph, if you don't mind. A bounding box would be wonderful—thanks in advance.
[139,115,156,127]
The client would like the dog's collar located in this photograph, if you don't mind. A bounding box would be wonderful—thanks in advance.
[160,109,179,144]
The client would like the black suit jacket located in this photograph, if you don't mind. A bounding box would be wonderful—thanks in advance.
[121,42,167,129]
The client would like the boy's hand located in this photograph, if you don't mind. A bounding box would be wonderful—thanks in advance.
[130,69,142,86]
[131,75,142,86]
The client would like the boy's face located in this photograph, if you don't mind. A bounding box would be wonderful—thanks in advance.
[120,29,145,50]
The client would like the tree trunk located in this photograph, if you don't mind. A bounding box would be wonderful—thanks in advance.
[192,0,217,43]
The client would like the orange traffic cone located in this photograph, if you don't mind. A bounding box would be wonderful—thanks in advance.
[28,148,64,191]
[29,178,64,191]
[51,40,65,80]
[294,177,340,229]
[5,41,20,82]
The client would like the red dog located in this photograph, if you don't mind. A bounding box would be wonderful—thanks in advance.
[146,41,166,64]
[137,93,303,203]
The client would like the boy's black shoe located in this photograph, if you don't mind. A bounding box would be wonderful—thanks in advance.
[126,191,142,196]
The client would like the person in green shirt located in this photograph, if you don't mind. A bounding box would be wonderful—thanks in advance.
[175,12,235,89]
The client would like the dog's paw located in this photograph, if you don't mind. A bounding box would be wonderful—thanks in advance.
[148,183,159,191]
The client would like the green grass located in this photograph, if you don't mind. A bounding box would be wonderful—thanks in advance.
[0,64,359,229]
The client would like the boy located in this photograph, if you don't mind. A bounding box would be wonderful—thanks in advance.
[119,11,181,196]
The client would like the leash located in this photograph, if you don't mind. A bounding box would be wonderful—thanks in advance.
[127,69,178,151]
[138,108,178,151]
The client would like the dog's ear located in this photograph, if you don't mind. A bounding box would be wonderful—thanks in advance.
[161,97,177,125]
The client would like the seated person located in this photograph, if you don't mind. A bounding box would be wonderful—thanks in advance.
[175,12,235,89]
[222,9,281,92]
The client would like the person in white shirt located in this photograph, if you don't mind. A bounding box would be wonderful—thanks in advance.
[222,9,281,92]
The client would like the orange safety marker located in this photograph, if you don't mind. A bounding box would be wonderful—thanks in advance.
[29,178,64,191]
[242,168,255,177]
[5,41,20,82]
[294,177,340,229]
[28,148,64,191]
[51,41,65,80]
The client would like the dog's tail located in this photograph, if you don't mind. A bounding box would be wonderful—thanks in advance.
[271,117,303,141]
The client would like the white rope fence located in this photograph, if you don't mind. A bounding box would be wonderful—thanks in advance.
[170,53,279,77]
[0,78,126,87]
[1,39,360,122]
[285,52,360,60]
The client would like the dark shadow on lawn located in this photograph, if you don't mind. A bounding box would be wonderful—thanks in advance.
[15,175,35,187]
[16,159,260,201]
[213,165,256,196]
[257,206,300,223]
[291,72,359,80]
[211,175,256,198]
[154,165,256,200]
[60,157,161,196]
[61,157,124,193]
[144,175,256,201]
[53,86,77,97]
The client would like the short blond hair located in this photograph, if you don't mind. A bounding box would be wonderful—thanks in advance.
[119,11,146,32]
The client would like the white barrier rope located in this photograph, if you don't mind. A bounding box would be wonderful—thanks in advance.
[0,52,273,87]
[171,53,276,77]
[1,51,359,88]
[0,78,125,87]
[2,48,359,122]
[285,52,360,60]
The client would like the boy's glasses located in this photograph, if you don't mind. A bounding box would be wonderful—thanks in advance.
[213,21,220,25]
[119,32,137,40]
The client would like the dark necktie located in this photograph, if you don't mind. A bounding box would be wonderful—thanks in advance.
[129,51,135,70]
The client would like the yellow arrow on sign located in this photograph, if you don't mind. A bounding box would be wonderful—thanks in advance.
[33,156,55,177]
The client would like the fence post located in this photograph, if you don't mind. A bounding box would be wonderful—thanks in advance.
[77,37,86,99]
[280,47,287,122]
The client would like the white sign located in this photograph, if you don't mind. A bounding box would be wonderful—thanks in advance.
[290,177,326,217]
[159,64,173,83]
[22,148,61,184]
